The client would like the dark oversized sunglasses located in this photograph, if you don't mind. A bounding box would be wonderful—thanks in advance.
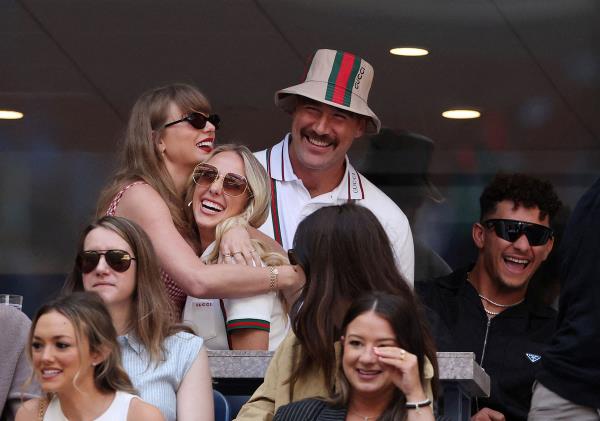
[484,219,553,246]
[163,112,220,130]
[192,163,250,197]
[77,250,136,274]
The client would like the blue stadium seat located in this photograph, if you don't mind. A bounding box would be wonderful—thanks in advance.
[214,390,231,421]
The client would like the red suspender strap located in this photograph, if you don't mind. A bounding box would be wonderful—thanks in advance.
[266,148,283,246]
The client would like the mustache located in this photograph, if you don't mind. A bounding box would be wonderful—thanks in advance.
[300,129,336,145]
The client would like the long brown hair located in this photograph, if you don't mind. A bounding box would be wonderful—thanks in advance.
[63,216,190,363]
[331,292,438,420]
[288,204,413,394]
[28,292,136,395]
[96,83,211,245]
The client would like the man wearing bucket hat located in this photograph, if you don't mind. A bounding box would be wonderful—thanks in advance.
[255,48,414,284]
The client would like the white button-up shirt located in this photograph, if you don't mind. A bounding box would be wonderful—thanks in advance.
[255,134,415,285]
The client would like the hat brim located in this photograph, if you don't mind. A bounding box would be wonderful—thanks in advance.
[275,81,381,134]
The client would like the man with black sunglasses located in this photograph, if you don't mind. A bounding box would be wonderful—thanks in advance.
[416,173,562,421]
[254,48,415,285]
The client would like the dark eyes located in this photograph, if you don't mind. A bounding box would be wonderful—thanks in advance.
[31,341,71,350]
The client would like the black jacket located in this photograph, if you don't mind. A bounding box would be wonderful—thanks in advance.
[416,268,556,421]
[536,178,600,408]
[274,399,346,421]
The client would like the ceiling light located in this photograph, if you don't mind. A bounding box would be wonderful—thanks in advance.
[0,110,24,120]
[442,109,481,119]
[389,47,429,57]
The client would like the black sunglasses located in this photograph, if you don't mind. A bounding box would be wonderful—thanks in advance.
[77,250,136,274]
[484,219,553,246]
[192,163,251,197]
[164,112,220,130]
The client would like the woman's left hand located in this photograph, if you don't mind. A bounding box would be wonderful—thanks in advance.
[219,225,259,266]
[374,346,427,401]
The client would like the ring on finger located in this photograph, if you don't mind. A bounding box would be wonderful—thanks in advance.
[224,253,233,258]
[233,251,243,256]
[400,349,406,360]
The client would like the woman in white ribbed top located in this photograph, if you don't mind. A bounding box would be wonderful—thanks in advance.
[62,216,214,421]
[16,292,163,421]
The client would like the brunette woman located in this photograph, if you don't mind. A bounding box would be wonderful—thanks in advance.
[183,144,288,350]
[16,292,163,421]
[235,204,437,420]
[96,84,302,316]
[63,216,213,421]
[274,292,436,420]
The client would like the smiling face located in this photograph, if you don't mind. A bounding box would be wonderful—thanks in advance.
[289,98,365,176]
[474,200,554,292]
[342,311,398,399]
[192,151,251,244]
[31,311,98,395]
[81,227,137,308]
[158,102,216,173]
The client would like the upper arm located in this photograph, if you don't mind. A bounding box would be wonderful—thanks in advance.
[176,347,214,421]
[114,184,208,295]
[127,398,166,421]
[230,329,269,350]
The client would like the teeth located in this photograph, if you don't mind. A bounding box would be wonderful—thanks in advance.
[43,369,61,375]
[202,200,224,211]
[505,256,529,264]
[306,136,330,147]
[197,140,213,148]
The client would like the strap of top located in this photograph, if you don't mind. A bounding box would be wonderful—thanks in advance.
[265,148,283,246]
[106,181,148,216]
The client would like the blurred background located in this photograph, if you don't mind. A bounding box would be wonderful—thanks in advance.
[1,0,599,313]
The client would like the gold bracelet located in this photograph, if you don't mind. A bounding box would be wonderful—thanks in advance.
[268,266,279,291]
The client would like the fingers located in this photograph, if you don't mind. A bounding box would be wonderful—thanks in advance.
[471,408,505,421]
[374,347,419,371]
[219,250,259,266]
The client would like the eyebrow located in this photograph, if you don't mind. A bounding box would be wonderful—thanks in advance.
[33,335,73,341]
[346,333,397,342]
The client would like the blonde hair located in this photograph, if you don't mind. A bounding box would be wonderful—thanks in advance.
[28,292,136,397]
[63,216,191,364]
[96,83,210,246]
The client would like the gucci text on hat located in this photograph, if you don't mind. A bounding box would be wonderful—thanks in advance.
[275,49,381,134]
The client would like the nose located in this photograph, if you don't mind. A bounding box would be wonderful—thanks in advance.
[358,346,377,364]
[209,175,224,195]
[40,345,55,362]
[94,255,110,274]
[512,233,531,250]
[312,114,332,136]
[203,120,216,132]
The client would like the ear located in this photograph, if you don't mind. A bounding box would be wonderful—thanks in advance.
[353,117,366,139]
[472,222,485,249]
[90,345,110,367]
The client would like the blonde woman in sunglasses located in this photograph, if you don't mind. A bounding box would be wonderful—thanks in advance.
[183,144,289,350]
[95,84,303,318]
[63,216,214,421]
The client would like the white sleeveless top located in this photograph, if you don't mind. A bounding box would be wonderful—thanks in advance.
[43,391,138,421]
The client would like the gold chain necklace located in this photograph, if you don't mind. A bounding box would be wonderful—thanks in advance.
[349,408,380,421]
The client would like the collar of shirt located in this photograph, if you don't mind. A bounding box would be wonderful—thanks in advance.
[118,333,144,355]
[268,134,365,201]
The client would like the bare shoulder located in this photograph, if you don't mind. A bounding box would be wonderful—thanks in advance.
[114,182,172,222]
[127,397,165,421]
[16,398,42,421]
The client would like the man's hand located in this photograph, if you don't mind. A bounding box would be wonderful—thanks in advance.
[471,407,505,421]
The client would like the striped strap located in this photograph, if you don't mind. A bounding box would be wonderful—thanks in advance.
[226,318,271,332]
[266,147,283,246]
[325,51,362,107]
